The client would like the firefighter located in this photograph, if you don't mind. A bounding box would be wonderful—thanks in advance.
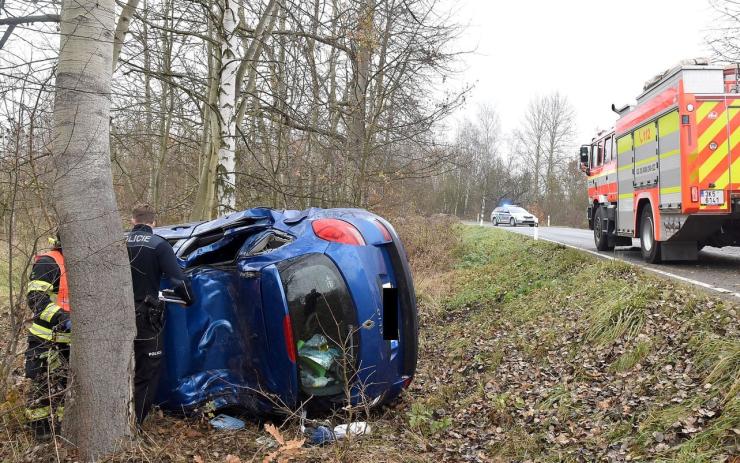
[24,234,71,440]
[127,204,194,425]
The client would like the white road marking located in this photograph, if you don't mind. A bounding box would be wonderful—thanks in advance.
[490,225,740,300]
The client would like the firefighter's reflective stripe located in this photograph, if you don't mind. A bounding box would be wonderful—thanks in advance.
[24,405,63,422]
[27,280,53,293]
[39,348,62,371]
[39,303,60,323]
[28,324,70,344]
[25,405,50,421]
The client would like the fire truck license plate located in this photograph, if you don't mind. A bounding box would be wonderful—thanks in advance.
[700,189,724,205]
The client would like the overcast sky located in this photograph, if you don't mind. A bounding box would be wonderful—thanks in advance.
[448,0,716,144]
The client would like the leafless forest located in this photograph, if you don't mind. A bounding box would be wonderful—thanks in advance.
[0,0,585,230]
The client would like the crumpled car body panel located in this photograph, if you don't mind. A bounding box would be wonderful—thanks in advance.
[154,207,417,415]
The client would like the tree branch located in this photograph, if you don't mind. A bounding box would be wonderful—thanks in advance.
[0,14,60,26]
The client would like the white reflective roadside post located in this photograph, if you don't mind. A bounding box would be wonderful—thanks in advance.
[547,215,551,227]
[534,225,539,240]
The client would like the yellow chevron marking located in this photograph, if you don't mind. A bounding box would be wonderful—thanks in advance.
[697,110,729,154]
[699,118,740,182]
[714,107,740,189]
[697,101,720,123]
[700,143,728,182]
[713,156,740,189]
[618,163,633,172]
[618,193,633,200]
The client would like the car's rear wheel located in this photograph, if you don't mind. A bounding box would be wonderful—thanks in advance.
[509,218,515,227]
[593,206,613,251]
[640,205,661,263]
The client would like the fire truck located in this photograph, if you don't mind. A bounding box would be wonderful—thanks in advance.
[580,59,740,263]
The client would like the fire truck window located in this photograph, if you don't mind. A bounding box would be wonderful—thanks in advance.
[596,140,604,167]
[588,146,597,167]
[604,137,613,162]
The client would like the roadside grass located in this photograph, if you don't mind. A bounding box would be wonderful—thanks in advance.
[409,225,739,461]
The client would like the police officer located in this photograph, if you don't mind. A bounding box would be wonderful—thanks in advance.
[127,204,193,424]
[24,234,71,439]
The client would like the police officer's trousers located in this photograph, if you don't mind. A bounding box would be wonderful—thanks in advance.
[134,304,163,424]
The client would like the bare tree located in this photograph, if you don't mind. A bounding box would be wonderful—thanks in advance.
[708,0,740,62]
[51,0,136,458]
[512,93,575,217]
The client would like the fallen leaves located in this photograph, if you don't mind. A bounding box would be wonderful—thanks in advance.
[261,424,305,463]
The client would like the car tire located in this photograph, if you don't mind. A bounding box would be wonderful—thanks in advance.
[492,217,498,226]
[593,206,613,251]
[509,218,516,227]
[640,205,661,263]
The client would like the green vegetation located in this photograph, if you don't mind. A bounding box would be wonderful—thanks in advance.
[411,226,739,461]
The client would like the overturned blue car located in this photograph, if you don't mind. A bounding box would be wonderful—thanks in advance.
[153,208,418,415]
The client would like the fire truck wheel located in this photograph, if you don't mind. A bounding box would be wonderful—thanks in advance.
[640,205,661,263]
[593,206,613,251]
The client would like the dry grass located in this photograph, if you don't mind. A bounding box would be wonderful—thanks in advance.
[388,214,462,277]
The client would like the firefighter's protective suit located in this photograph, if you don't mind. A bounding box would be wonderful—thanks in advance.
[24,247,71,439]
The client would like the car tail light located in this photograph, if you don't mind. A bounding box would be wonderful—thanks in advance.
[373,219,392,241]
[312,219,366,245]
[691,186,699,203]
[282,314,297,363]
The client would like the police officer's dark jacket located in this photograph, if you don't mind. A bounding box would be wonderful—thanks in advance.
[127,224,193,305]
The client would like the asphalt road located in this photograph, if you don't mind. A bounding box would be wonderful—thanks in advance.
[473,221,740,300]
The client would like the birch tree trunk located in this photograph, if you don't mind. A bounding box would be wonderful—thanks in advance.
[111,0,140,70]
[216,1,239,214]
[52,0,136,459]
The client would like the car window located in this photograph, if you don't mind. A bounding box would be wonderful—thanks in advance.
[277,254,356,349]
